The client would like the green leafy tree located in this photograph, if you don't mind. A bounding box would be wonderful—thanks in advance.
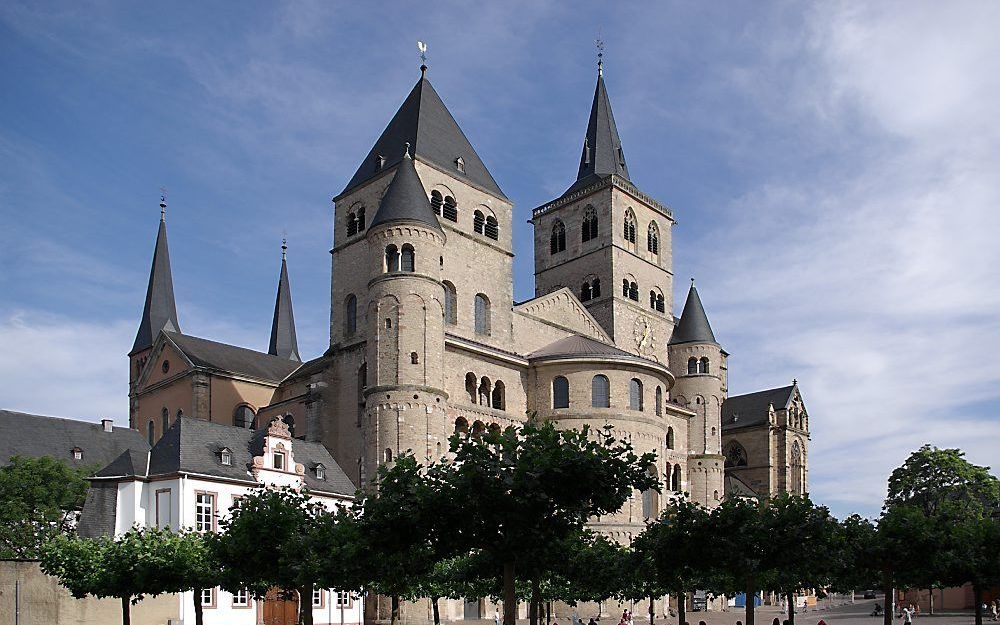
[643,500,714,625]
[950,514,1000,625]
[704,497,768,625]
[433,421,658,625]
[214,487,330,625]
[144,530,220,625]
[0,455,93,558]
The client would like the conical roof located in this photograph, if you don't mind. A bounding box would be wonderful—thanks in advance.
[670,282,718,346]
[563,72,630,196]
[131,213,180,354]
[268,246,300,362]
[368,149,443,233]
[339,71,506,200]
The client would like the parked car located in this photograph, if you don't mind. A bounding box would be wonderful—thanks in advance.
[863,591,878,599]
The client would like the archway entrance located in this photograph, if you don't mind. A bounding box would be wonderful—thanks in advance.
[263,588,299,625]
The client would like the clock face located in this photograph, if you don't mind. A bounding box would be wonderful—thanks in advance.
[633,316,656,357]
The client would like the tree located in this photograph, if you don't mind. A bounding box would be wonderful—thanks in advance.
[642,500,714,625]
[705,497,768,625]
[214,487,330,625]
[950,514,1000,625]
[143,530,220,625]
[0,455,93,558]
[433,421,658,625]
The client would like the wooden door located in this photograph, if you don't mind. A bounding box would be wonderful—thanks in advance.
[264,588,300,625]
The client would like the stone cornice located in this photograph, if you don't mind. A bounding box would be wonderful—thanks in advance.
[531,175,674,222]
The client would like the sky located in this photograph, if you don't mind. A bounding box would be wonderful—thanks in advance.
[1,1,998,520]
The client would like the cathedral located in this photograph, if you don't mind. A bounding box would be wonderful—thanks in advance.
[128,61,812,547]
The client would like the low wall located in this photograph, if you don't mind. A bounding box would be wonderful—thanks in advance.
[0,560,178,625]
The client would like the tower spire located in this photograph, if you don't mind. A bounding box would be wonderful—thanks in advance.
[269,239,300,362]
[564,59,630,196]
[669,280,719,346]
[131,196,180,355]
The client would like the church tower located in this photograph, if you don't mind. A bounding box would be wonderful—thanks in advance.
[531,64,676,358]
[668,281,727,506]
[268,240,301,362]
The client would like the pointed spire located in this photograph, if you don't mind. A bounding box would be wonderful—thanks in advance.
[338,70,506,201]
[268,239,300,362]
[131,196,180,355]
[368,144,443,234]
[564,64,630,196]
[670,279,719,346]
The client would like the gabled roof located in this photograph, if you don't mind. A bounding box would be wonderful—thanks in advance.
[0,410,149,469]
[724,473,759,499]
[721,385,796,430]
[563,71,630,197]
[268,246,300,362]
[339,71,506,201]
[131,213,180,355]
[367,149,443,234]
[163,331,302,383]
[670,282,719,346]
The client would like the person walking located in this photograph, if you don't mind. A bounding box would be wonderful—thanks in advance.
[494,608,501,625]
[901,605,913,625]
[989,602,998,622]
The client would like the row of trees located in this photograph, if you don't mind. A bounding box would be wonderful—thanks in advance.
[35,422,1000,625]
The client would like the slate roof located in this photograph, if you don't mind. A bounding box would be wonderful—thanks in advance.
[268,250,301,362]
[77,482,119,538]
[368,149,443,234]
[105,417,355,497]
[669,283,719,346]
[339,71,506,200]
[529,334,644,362]
[164,331,302,383]
[721,385,796,431]
[0,410,149,469]
[131,215,180,355]
[724,473,759,499]
[563,72,631,197]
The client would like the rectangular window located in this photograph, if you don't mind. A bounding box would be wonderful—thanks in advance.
[195,492,216,532]
[335,592,352,608]
[155,489,172,529]
[232,589,250,608]
[200,587,216,609]
[312,588,324,608]
[273,451,285,470]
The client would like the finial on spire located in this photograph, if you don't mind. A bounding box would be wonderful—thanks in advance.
[690,277,696,287]
[159,187,168,221]
[417,41,428,76]
[792,378,798,386]
[595,37,605,76]
[404,142,411,158]
[281,234,287,260]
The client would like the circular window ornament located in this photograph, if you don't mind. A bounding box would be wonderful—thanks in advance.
[161,360,170,374]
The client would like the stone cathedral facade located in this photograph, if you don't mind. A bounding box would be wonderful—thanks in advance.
[128,63,813,586]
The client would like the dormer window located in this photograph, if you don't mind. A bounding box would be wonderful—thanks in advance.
[315,464,326,480]
[272,450,286,471]
[219,447,232,466]
[71,447,82,460]
[455,157,466,174]
[375,154,386,171]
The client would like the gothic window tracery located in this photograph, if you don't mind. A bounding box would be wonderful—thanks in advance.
[647,222,659,255]
[550,220,566,254]
[724,441,748,467]
[623,209,637,245]
[582,206,599,242]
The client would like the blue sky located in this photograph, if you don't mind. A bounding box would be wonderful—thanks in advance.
[2,1,998,519]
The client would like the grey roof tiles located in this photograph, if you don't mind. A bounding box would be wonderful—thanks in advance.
[368,149,443,234]
[563,73,631,197]
[670,283,719,346]
[721,385,796,430]
[0,409,149,469]
[268,250,301,362]
[164,331,302,383]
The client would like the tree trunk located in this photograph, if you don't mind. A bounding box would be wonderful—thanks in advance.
[787,592,795,625]
[391,595,400,625]
[121,595,131,625]
[432,596,441,625]
[745,577,755,625]
[881,574,893,625]
[193,587,204,625]
[300,584,315,625]
[973,584,983,625]
[649,596,655,625]
[676,590,686,625]
[530,579,541,625]
[503,561,517,625]
[546,600,552,625]
[928,588,934,615]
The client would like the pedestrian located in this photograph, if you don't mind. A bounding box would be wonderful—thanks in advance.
[901,605,913,625]
[773,618,780,625]
[990,602,998,621]
[495,608,501,625]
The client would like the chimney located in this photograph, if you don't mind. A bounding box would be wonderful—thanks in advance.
[101,419,114,433]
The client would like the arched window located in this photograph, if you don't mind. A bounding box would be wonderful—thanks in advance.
[623,210,637,244]
[582,206,599,242]
[666,427,675,450]
[550,220,566,254]
[655,386,663,416]
[492,381,506,411]
[790,441,805,494]
[357,206,366,232]
[384,448,393,463]
[443,281,457,325]
[628,281,639,301]
[655,293,665,313]
[347,212,358,237]
[443,195,458,222]
[344,294,357,336]
[699,357,710,374]
[430,190,443,215]
[724,441,748,468]
[465,372,477,403]
[161,407,169,434]
[485,215,499,240]
[552,376,570,409]
[385,244,400,272]
[234,405,255,429]
[591,375,610,408]
[671,465,682,492]
[647,222,659,254]
[629,378,643,411]
[473,210,485,234]
[410,352,419,364]
[478,377,492,407]
[147,420,155,446]
[581,282,592,302]
[455,157,466,174]
[622,279,629,297]
[474,294,490,335]
[687,357,698,375]
[400,244,415,272]
[591,278,601,298]
[649,290,657,309]
[455,416,469,434]
[472,420,486,437]
[642,465,659,519]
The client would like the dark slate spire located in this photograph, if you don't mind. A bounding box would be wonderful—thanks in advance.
[268,240,300,362]
[131,199,180,355]
[368,145,443,234]
[339,70,506,200]
[670,280,719,346]
[564,68,630,196]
